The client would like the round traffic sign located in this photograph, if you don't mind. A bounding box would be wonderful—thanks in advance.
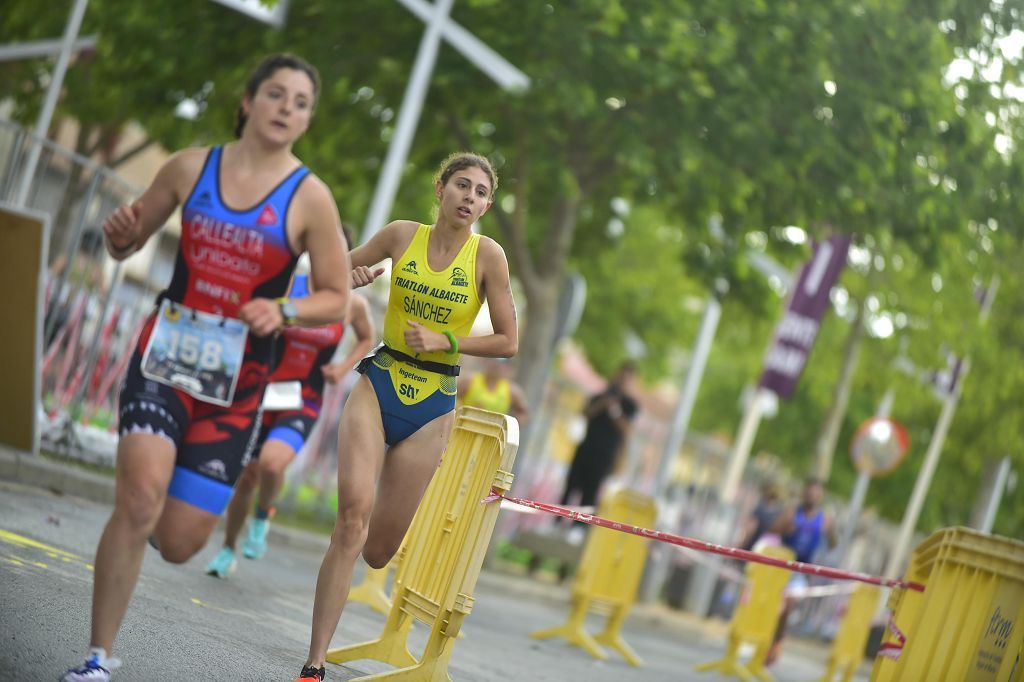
[850,417,909,477]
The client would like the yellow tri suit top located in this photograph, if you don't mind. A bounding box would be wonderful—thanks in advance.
[376,223,482,405]
[461,373,512,414]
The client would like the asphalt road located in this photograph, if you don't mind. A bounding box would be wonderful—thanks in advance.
[0,480,868,681]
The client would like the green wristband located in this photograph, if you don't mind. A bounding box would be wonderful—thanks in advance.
[443,330,459,355]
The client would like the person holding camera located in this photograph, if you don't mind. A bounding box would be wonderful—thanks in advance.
[558,362,638,537]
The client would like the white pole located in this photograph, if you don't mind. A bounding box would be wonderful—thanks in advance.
[0,36,96,62]
[14,0,89,208]
[883,275,998,577]
[884,357,969,579]
[655,297,722,498]
[838,389,893,567]
[361,0,455,242]
[640,296,721,602]
[978,456,1011,534]
[721,386,773,504]
[394,0,529,91]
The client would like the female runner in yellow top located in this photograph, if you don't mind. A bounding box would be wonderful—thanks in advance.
[294,152,518,682]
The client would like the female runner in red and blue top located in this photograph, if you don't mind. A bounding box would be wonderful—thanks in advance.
[61,54,351,682]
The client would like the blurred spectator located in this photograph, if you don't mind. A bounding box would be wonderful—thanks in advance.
[457,357,529,423]
[765,477,837,665]
[740,480,784,551]
[558,362,638,537]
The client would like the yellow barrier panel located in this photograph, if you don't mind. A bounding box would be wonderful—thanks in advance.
[870,527,1024,682]
[695,545,795,682]
[326,406,518,680]
[815,584,880,682]
[529,489,657,666]
[0,204,49,454]
[349,563,394,616]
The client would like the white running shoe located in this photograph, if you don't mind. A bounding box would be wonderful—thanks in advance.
[60,649,121,681]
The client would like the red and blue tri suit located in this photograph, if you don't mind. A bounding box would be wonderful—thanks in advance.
[118,145,308,514]
[257,274,345,455]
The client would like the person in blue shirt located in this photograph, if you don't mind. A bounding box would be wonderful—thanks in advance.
[766,477,836,665]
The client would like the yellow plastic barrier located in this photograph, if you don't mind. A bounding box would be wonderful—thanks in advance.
[529,489,657,666]
[349,563,394,616]
[695,545,795,682]
[325,406,518,680]
[815,584,880,682]
[871,527,1024,682]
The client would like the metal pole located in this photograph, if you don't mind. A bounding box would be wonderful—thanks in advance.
[360,0,455,242]
[682,385,770,617]
[641,296,721,602]
[0,35,96,62]
[655,297,722,499]
[13,0,89,208]
[43,170,101,345]
[977,456,1011,534]
[69,262,124,414]
[721,387,772,504]
[884,357,970,579]
[837,389,894,565]
[883,275,997,577]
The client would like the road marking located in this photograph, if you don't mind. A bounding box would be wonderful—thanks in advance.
[0,529,80,559]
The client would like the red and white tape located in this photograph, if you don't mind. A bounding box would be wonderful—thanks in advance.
[877,613,907,661]
[485,490,925,593]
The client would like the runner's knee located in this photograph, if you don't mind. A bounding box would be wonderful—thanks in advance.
[332,503,372,550]
[236,462,259,491]
[362,538,399,569]
[114,481,166,534]
[158,535,205,564]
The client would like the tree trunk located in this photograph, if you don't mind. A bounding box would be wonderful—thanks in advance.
[515,276,561,407]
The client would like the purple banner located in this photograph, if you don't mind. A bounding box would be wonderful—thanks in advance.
[759,234,852,399]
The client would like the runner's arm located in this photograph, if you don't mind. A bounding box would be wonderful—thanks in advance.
[324,293,376,376]
[509,381,530,424]
[454,238,518,358]
[457,373,474,398]
[349,221,418,287]
[294,177,350,326]
[769,506,797,536]
[103,149,196,259]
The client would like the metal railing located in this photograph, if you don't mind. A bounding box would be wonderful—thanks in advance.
[1,119,167,464]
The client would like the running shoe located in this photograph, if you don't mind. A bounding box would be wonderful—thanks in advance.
[60,651,121,681]
[293,664,326,681]
[205,547,237,578]
[242,518,269,559]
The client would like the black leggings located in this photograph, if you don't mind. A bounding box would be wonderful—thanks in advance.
[559,450,612,521]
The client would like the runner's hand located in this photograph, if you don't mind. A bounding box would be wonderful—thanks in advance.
[352,265,385,289]
[321,363,347,384]
[103,200,143,254]
[239,298,284,336]
[404,320,448,353]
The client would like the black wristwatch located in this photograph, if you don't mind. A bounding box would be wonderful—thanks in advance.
[276,297,298,327]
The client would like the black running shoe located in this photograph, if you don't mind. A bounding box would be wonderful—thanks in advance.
[293,665,325,681]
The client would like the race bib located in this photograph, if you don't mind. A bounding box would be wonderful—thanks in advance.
[261,380,302,411]
[141,300,248,406]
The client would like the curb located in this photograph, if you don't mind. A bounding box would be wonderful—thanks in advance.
[0,446,329,554]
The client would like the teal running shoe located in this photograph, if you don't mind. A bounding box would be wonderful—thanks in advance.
[205,547,236,578]
[242,519,269,559]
